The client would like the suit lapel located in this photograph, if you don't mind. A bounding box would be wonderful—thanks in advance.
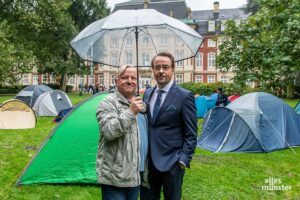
[159,83,177,114]
[145,87,156,123]
[152,83,178,123]
[145,87,156,104]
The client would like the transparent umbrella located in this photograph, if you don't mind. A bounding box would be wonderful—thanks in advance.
[70,9,203,93]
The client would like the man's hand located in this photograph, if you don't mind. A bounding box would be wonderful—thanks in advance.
[129,96,144,115]
[178,161,186,170]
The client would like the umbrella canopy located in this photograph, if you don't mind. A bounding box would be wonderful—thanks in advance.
[70,9,203,67]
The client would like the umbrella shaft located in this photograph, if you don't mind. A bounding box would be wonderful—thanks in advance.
[135,27,140,95]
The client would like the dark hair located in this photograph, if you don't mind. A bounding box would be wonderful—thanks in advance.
[151,52,175,68]
[217,87,223,92]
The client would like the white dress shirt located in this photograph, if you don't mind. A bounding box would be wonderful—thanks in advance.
[149,80,174,116]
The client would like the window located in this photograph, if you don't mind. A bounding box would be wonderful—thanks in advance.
[23,75,29,85]
[33,74,38,85]
[89,75,95,84]
[221,20,226,31]
[176,50,184,67]
[68,76,74,85]
[176,36,183,46]
[50,75,56,84]
[126,52,133,64]
[160,35,168,45]
[126,37,133,46]
[99,75,104,85]
[142,53,150,66]
[208,39,216,47]
[208,53,216,68]
[220,76,228,83]
[111,53,118,66]
[80,75,84,84]
[195,53,203,68]
[208,75,215,83]
[42,75,47,84]
[175,74,183,84]
[208,21,215,32]
[111,38,118,47]
[195,75,203,83]
[142,36,149,46]
[111,75,116,85]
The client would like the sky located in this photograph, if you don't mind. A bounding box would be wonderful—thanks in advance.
[106,0,248,11]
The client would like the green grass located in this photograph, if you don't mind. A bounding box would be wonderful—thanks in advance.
[0,95,299,199]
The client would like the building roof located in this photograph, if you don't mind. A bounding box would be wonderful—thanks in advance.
[192,8,249,21]
[113,0,188,19]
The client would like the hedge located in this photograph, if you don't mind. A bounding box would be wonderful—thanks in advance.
[0,84,73,94]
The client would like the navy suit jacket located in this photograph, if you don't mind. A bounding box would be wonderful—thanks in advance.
[143,83,197,172]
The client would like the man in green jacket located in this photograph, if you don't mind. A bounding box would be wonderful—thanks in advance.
[96,65,148,200]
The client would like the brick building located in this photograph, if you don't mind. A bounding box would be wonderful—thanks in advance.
[20,0,248,91]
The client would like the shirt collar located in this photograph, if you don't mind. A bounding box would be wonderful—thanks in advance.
[155,80,173,93]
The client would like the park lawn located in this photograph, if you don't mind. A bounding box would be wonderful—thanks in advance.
[0,94,299,199]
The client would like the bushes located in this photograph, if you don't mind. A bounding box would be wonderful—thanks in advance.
[0,84,73,94]
[40,84,73,92]
[179,82,270,96]
[0,85,26,94]
[180,82,234,96]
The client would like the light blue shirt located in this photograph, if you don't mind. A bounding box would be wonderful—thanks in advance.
[137,113,148,172]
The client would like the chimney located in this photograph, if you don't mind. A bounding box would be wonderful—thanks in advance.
[187,7,192,19]
[170,10,174,18]
[144,0,148,9]
[213,1,219,20]
[213,1,220,13]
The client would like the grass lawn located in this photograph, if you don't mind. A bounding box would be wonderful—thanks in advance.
[0,94,299,199]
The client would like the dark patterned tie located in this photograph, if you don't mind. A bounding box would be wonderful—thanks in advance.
[152,90,164,122]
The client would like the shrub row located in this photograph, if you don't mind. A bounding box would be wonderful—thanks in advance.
[0,84,73,94]
[179,82,273,96]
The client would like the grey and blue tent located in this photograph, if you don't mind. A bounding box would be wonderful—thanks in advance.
[15,85,52,107]
[32,90,72,116]
[197,92,300,153]
[295,101,300,114]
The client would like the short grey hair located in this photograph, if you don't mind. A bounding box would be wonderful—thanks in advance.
[115,64,136,81]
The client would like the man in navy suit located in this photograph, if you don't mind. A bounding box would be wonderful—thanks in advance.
[143,52,197,200]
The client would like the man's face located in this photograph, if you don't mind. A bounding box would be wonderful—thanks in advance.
[116,67,137,98]
[152,56,174,88]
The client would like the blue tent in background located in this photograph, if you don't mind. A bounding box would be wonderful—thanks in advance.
[198,92,300,153]
[195,96,216,118]
[295,101,300,114]
[209,93,218,101]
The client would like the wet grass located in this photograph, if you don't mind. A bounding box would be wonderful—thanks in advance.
[0,95,299,199]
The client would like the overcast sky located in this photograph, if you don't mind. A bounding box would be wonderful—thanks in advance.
[106,0,248,11]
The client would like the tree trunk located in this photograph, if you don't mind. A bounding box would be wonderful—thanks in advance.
[60,73,67,92]
[286,81,295,99]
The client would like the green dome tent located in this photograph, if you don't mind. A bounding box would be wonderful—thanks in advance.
[17,92,108,185]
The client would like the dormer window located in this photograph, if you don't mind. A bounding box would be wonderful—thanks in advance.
[208,21,215,32]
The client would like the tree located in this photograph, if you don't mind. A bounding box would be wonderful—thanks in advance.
[217,0,300,97]
[244,0,260,14]
[0,20,34,86]
[0,0,110,90]
[69,0,110,30]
